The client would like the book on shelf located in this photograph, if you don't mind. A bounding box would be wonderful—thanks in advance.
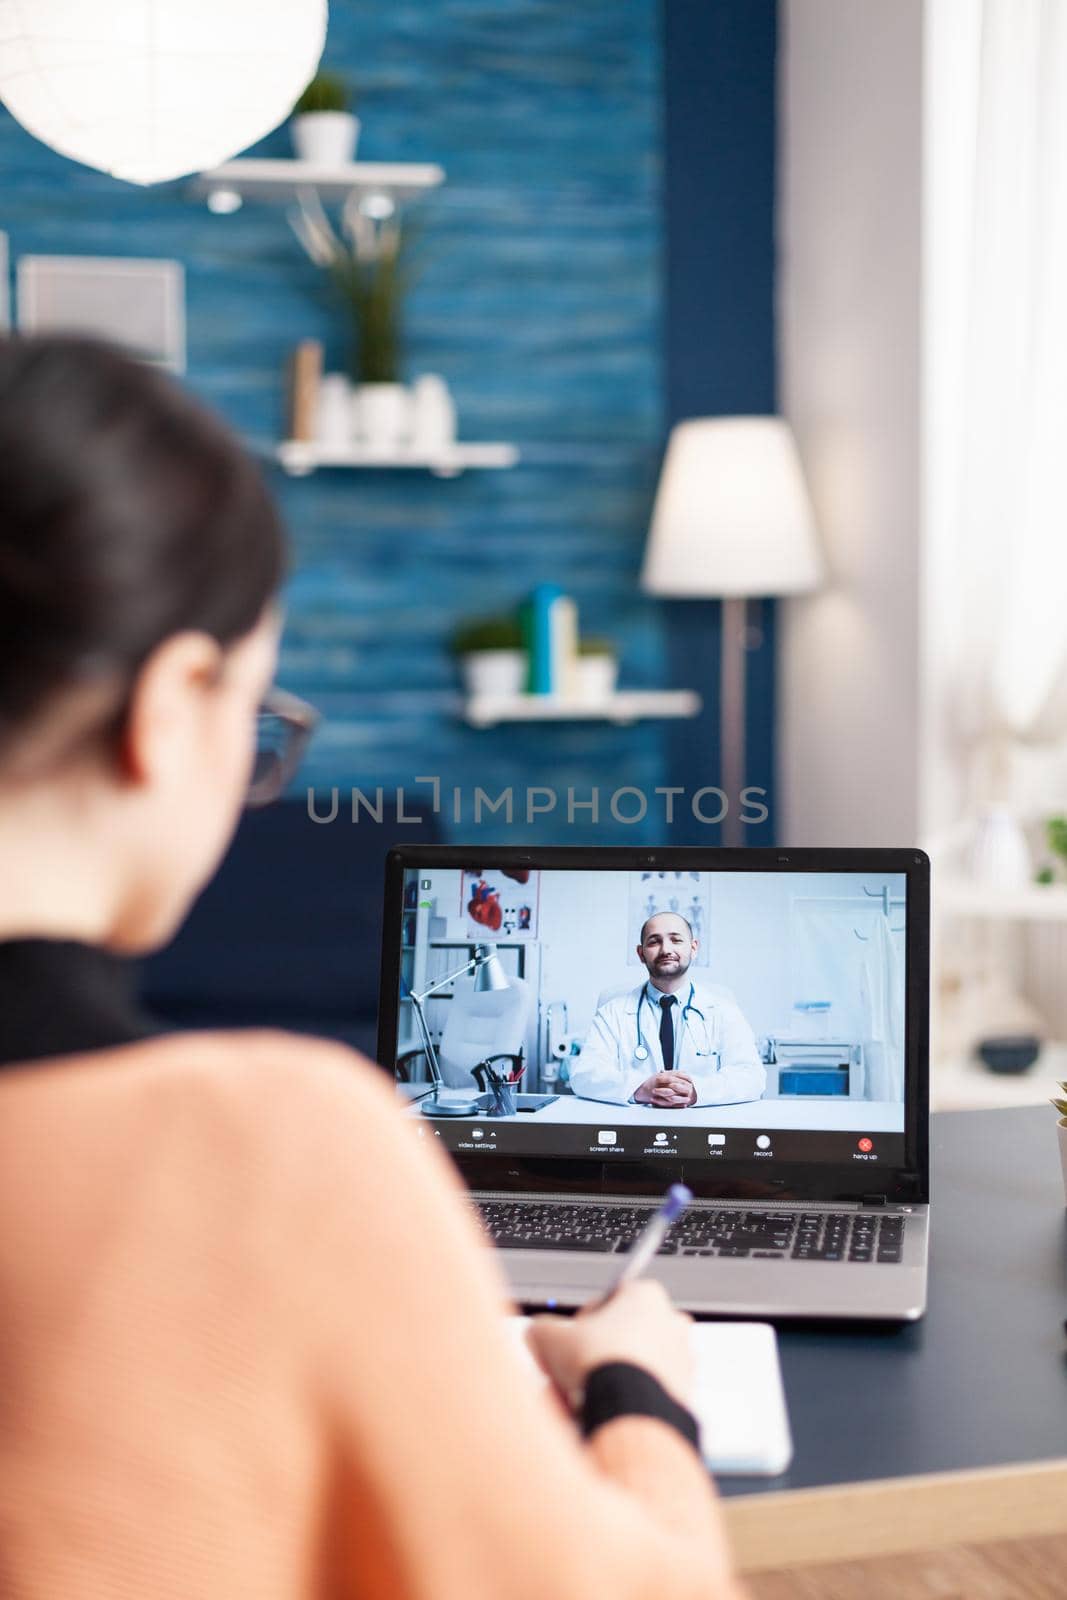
[286,339,323,443]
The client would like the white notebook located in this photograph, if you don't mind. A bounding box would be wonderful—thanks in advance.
[508,1317,793,1477]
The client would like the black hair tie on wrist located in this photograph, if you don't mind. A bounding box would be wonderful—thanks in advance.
[580,1361,701,1455]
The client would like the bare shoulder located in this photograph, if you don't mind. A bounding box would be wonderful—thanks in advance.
[136,1027,396,1124]
[139,1031,472,1270]
[1,1029,400,1169]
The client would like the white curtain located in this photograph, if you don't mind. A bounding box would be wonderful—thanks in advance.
[791,905,905,1103]
[925,0,1067,809]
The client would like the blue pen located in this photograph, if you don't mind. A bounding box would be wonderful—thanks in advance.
[597,1183,692,1303]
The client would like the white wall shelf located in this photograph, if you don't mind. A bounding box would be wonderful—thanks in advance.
[463,690,702,728]
[931,1044,1066,1111]
[937,878,1067,922]
[193,161,520,477]
[276,439,519,478]
[192,158,445,207]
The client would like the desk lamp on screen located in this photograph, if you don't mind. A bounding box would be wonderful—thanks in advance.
[408,943,509,1117]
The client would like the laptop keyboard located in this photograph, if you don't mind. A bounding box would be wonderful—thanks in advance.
[476,1203,906,1263]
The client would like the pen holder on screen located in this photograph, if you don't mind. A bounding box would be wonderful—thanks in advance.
[472,1060,523,1116]
[489,1083,517,1116]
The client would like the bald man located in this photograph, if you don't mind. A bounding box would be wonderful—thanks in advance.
[569,913,766,1107]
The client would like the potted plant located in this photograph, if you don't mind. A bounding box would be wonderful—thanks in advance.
[574,637,618,702]
[1053,1081,1067,1204]
[290,70,360,166]
[451,616,527,698]
[290,194,414,452]
[1034,815,1067,884]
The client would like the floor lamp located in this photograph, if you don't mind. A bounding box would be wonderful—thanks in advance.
[641,417,823,846]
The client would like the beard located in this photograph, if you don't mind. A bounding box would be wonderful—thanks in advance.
[646,950,691,980]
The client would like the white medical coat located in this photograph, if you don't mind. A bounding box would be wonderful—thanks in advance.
[569,982,766,1107]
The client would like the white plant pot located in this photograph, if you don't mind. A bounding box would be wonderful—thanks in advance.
[290,112,361,166]
[354,383,411,453]
[462,651,528,698]
[574,654,618,702]
[1059,1120,1067,1207]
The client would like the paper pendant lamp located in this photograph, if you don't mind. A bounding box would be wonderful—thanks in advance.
[0,0,328,185]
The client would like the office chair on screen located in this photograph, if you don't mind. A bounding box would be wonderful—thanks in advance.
[398,972,533,1093]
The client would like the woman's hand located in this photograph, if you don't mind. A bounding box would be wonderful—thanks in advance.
[525,1279,695,1412]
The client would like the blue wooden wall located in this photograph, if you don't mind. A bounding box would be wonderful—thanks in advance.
[663,0,779,846]
[0,0,780,845]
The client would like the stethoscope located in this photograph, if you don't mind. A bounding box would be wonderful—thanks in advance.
[633,981,716,1065]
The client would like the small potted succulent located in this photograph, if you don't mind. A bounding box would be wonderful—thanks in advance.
[574,637,618,702]
[451,616,527,698]
[1053,1081,1067,1204]
[291,70,360,166]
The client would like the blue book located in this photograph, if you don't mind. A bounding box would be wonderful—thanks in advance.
[522,583,564,694]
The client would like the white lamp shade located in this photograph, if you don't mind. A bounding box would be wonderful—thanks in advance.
[641,416,823,598]
[0,1,327,186]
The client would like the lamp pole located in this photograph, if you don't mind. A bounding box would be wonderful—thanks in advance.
[720,596,747,849]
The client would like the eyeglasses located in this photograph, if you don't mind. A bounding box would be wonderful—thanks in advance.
[247,687,320,808]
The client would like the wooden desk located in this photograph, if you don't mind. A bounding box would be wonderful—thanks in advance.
[718,1106,1067,1571]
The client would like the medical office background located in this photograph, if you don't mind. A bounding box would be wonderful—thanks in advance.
[398,866,906,1117]
[2,0,1067,1111]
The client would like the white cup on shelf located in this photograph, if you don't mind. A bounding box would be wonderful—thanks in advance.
[410,374,457,456]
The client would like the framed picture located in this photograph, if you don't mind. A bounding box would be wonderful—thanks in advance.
[16,255,185,372]
[460,868,540,940]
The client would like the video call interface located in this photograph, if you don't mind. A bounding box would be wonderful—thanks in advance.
[394,866,909,1168]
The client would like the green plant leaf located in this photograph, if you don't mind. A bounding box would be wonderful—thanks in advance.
[320,216,428,383]
[1047,815,1067,862]
[294,70,350,115]
[451,615,524,654]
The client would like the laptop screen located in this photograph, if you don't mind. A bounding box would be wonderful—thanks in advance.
[383,856,920,1184]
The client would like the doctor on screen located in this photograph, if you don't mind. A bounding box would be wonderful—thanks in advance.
[569,912,766,1108]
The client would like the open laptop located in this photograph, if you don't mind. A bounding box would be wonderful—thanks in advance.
[377,846,930,1321]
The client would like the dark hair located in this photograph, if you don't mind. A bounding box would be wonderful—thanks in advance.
[639,912,694,944]
[0,334,286,760]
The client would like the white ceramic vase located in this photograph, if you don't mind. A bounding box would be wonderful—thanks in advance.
[313,373,353,449]
[461,651,527,698]
[1059,1120,1067,1206]
[409,374,457,455]
[290,112,361,165]
[355,383,411,453]
[968,806,1032,889]
[574,654,618,702]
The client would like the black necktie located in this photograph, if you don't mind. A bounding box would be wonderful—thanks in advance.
[659,994,677,1072]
